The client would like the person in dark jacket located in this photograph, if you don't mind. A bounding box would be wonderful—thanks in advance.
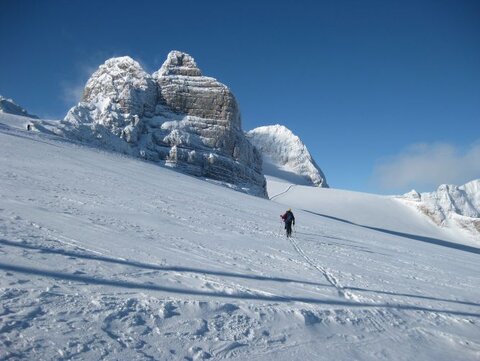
[281,208,295,237]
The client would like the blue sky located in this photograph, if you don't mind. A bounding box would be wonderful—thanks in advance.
[1,0,479,194]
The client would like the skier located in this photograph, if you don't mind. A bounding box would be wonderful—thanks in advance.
[281,208,295,238]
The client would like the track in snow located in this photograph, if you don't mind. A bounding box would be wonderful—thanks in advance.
[274,183,356,300]
[269,184,296,200]
[288,234,357,300]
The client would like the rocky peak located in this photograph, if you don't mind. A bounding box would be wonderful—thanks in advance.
[406,180,480,219]
[401,179,480,236]
[153,51,241,129]
[53,51,265,196]
[81,56,157,120]
[157,50,202,77]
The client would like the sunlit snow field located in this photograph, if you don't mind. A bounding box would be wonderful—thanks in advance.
[1,113,479,360]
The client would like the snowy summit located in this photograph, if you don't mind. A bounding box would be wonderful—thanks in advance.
[401,179,480,237]
[0,95,38,119]
[247,124,328,187]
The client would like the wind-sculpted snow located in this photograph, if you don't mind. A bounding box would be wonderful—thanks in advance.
[82,56,157,119]
[1,113,479,360]
[401,180,480,237]
[246,125,328,187]
[41,51,265,196]
[0,95,38,119]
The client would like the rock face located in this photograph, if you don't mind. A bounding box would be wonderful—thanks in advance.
[246,125,328,187]
[0,95,38,118]
[53,51,266,196]
[153,51,240,128]
[401,179,480,236]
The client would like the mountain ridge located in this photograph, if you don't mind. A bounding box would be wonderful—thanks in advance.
[0,95,38,119]
[246,124,328,188]
[34,51,267,196]
[25,51,332,198]
[400,179,480,237]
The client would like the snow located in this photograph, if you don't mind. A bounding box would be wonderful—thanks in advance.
[0,95,38,119]
[154,50,203,77]
[246,124,328,187]
[1,113,479,360]
[399,181,480,240]
[51,52,266,196]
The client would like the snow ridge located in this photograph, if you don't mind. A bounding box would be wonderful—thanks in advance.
[246,125,328,187]
[401,179,480,236]
[0,95,38,119]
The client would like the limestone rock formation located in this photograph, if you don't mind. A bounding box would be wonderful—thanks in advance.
[153,51,240,127]
[52,51,266,196]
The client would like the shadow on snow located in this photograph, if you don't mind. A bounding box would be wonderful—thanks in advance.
[0,239,329,288]
[303,210,480,255]
[1,239,479,318]
[0,261,478,319]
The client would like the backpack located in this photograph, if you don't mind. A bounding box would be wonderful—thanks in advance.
[285,211,293,222]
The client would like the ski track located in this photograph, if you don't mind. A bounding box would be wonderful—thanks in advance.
[1,117,480,360]
[288,235,355,300]
[269,184,295,201]
[2,209,480,361]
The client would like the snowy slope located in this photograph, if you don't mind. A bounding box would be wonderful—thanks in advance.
[1,113,479,361]
[268,179,480,248]
[246,125,328,187]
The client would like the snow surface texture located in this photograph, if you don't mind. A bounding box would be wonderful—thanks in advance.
[1,113,479,360]
[400,181,480,238]
[34,51,266,197]
[0,95,38,119]
[246,125,328,187]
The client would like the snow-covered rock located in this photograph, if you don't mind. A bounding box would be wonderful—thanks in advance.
[401,179,480,236]
[246,124,328,187]
[153,50,241,128]
[46,51,266,196]
[0,95,38,119]
[81,56,158,120]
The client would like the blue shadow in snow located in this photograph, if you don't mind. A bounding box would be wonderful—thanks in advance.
[303,210,480,255]
[0,261,479,319]
[0,239,329,288]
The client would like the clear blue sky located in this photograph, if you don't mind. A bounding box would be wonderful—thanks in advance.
[1,0,479,194]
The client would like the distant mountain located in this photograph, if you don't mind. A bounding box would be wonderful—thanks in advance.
[26,52,331,196]
[0,95,38,119]
[246,124,328,187]
[38,51,266,196]
[400,179,480,236]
